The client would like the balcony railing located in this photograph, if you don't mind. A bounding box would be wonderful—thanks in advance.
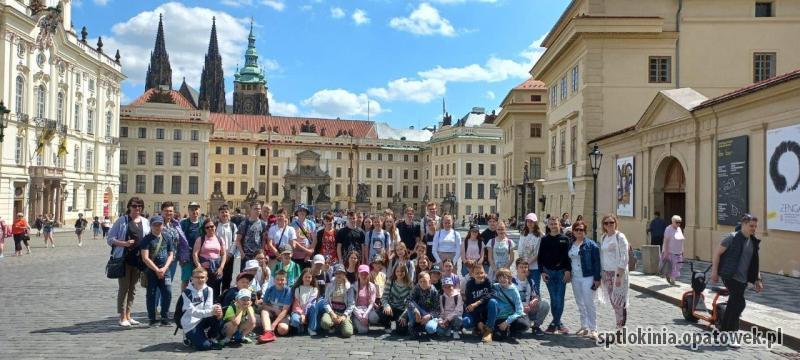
[15,112,29,124]
[28,166,65,179]
[33,116,58,129]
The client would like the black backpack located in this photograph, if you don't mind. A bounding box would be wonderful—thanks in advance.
[173,287,209,335]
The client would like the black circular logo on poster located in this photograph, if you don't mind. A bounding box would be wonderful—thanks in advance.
[769,140,800,193]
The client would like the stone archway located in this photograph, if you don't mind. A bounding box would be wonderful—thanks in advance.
[282,150,332,214]
[654,156,686,227]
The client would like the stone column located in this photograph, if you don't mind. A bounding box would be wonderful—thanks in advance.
[32,180,45,221]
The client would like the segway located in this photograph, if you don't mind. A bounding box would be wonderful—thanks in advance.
[680,262,729,328]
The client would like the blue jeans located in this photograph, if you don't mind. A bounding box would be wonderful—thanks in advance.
[185,316,221,351]
[156,261,178,310]
[290,300,321,333]
[462,298,498,330]
[406,301,438,334]
[146,268,171,321]
[544,268,566,327]
[528,268,542,297]
[436,316,462,335]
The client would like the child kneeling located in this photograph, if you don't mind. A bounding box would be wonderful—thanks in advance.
[180,268,224,351]
[290,268,320,335]
[259,269,293,343]
[221,289,257,344]
[320,264,355,337]
[463,265,497,343]
[406,272,441,338]
[491,269,530,340]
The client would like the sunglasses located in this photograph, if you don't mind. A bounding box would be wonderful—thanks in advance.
[603,221,616,225]
[573,228,585,232]
[205,225,216,229]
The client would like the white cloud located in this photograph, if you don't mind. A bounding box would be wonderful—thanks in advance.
[104,2,279,92]
[220,0,252,6]
[94,0,110,5]
[375,122,433,142]
[260,0,286,11]
[389,3,455,37]
[367,78,446,103]
[301,89,383,118]
[352,9,370,25]
[268,91,299,116]
[300,4,313,12]
[486,91,495,100]
[330,7,345,19]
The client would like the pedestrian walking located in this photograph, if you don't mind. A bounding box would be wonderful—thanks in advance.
[648,211,668,249]
[92,216,102,240]
[43,213,55,248]
[75,213,88,247]
[661,215,685,286]
[34,214,43,237]
[12,213,31,256]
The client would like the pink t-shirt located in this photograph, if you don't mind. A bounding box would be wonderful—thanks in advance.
[356,284,372,307]
[197,235,223,265]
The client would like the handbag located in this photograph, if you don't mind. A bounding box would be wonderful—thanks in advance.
[106,248,126,279]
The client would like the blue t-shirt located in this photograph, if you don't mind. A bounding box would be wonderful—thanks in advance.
[262,285,293,310]
[181,217,203,250]
[141,232,175,267]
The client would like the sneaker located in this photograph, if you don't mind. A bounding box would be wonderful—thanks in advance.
[26,248,31,254]
[119,320,131,327]
[544,325,557,334]
[128,318,141,326]
[211,342,224,350]
[576,328,588,336]
[532,327,545,337]
[308,329,317,336]
[149,320,158,327]
[481,327,493,343]
[51,244,55,248]
[383,327,392,334]
[257,331,276,344]
[78,242,83,247]
[241,337,254,344]
[160,319,170,326]
[558,325,570,334]
[452,331,461,340]
[589,331,598,340]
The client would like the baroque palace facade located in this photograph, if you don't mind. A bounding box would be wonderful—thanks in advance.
[118,16,502,219]
[0,0,124,224]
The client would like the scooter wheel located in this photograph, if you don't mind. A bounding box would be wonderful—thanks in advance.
[682,294,699,323]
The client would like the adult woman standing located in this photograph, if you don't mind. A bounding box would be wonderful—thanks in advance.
[432,215,461,265]
[538,217,572,334]
[568,221,601,339]
[517,213,543,296]
[661,215,685,286]
[12,213,31,256]
[599,214,630,333]
[107,197,151,327]
[193,218,227,302]
[488,220,515,280]
[42,213,55,248]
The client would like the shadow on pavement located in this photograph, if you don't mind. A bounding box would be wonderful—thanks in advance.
[31,318,137,335]
[138,342,192,353]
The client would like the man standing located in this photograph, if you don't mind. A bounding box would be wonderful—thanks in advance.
[336,210,365,263]
[231,208,246,229]
[397,206,421,251]
[420,202,441,239]
[236,202,270,271]
[180,202,205,289]
[216,205,238,294]
[647,211,668,249]
[480,215,498,273]
[711,214,763,347]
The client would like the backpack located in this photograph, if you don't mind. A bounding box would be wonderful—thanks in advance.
[173,287,210,335]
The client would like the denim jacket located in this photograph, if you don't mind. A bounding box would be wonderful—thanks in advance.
[106,215,151,259]
[575,239,602,281]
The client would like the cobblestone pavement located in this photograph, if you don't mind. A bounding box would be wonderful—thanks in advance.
[0,233,796,359]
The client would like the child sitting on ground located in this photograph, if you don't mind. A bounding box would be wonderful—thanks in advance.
[513,258,550,337]
[406,271,441,339]
[221,272,255,308]
[430,264,443,292]
[463,265,496,343]
[437,277,463,339]
[321,264,355,338]
[290,268,319,335]
[260,269,293,342]
[352,264,378,334]
[220,289,257,344]
[491,268,529,340]
[181,268,224,351]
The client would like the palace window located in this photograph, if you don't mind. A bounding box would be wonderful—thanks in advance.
[649,56,671,83]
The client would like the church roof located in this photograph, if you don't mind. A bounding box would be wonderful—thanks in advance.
[129,88,196,110]
[209,113,378,139]
[514,78,546,90]
[234,20,267,85]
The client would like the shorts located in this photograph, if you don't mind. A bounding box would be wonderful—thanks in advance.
[181,262,195,282]
[261,306,291,325]
[75,229,84,236]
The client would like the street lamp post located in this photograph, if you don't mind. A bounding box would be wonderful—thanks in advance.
[0,101,10,143]
[589,145,603,240]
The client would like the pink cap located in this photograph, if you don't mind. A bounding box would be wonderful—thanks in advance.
[525,213,538,222]
[358,264,370,273]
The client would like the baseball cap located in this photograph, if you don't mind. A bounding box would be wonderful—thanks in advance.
[430,264,442,273]
[442,277,454,286]
[358,264,370,274]
[295,204,310,216]
[188,201,200,208]
[312,254,325,265]
[150,215,164,225]
[469,224,480,232]
[237,272,255,282]
[525,213,538,223]
[243,260,259,271]
[332,264,346,274]
[236,289,252,300]
[280,244,293,255]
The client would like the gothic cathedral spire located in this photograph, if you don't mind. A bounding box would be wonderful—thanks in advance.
[198,17,227,113]
[233,19,270,116]
[145,14,172,90]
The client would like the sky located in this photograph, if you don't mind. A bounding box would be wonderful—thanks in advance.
[72,0,570,130]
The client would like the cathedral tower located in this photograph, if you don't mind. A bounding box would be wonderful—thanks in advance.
[145,14,172,90]
[233,20,270,116]
[198,17,227,113]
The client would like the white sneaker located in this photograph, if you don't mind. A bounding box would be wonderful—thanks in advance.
[308,329,317,336]
[452,331,460,340]
[119,320,131,327]
[26,248,31,254]
[78,242,83,247]
[128,318,141,325]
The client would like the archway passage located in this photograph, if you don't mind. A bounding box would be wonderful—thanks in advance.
[655,156,686,228]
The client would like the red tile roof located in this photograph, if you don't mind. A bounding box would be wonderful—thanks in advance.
[514,78,546,90]
[694,68,800,110]
[128,88,196,110]
[209,113,378,139]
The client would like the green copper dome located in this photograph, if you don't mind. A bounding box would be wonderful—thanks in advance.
[234,20,266,85]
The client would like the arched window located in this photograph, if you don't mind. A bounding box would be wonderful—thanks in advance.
[56,92,64,124]
[105,111,113,137]
[15,76,24,114]
[35,85,46,118]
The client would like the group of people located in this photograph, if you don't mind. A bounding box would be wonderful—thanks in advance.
[0,212,113,259]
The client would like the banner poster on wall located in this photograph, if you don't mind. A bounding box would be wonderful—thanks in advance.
[766,124,800,232]
[616,156,634,217]
[716,136,749,226]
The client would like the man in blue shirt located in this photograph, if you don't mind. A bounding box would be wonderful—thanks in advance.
[648,212,668,249]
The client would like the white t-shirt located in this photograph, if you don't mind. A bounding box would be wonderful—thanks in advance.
[268,224,297,250]
[216,221,237,257]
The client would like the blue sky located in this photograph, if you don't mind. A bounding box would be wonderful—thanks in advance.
[74,0,569,129]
